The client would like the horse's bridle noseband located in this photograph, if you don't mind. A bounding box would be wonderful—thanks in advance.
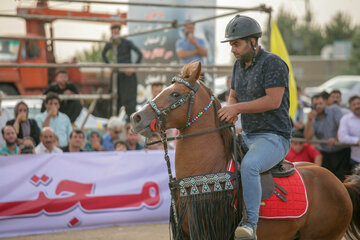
[149,76,200,129]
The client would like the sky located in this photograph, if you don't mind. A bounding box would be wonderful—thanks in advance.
[1,0,360,64]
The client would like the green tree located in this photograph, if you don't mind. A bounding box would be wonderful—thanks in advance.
[296,24,325,55]
[324,12,355,44]
[75,33,110,63]
[343,26,360,74]
[261,8,298,54]
[275,8,298,54]
[272,8,326,55]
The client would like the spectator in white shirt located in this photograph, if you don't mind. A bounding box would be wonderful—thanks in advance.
[35,127,63,154]
[338,95,360,171]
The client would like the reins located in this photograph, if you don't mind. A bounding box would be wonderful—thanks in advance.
[148,76,240,228]
[145,122,234,147]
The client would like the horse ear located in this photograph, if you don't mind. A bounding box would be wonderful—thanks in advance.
[190,61,201,84]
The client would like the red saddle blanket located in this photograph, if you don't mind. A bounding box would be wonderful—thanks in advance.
[259,169,308,219]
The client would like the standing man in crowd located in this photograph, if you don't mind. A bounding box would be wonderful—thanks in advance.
[218,15,291,239]
[0,125,19,155]
[35,127,63,154]
[62,129,85,152]
[42,70,82,123]
[304,94,350,181]
[36,93,72,148]
[176,20,208,65]
[328,89,351,115]
[102,23,143,121]
[338,95,360,172]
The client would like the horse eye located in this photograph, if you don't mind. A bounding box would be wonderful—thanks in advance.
[171,92,181,98]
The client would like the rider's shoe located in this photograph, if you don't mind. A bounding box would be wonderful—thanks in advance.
[234,225,256,240]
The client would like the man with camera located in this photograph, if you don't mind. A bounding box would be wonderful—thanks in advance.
[19,137,36,154]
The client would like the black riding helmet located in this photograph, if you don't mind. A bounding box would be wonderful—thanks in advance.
[221,15,262,43]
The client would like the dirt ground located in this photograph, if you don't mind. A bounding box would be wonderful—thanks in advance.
[3,224,170,240]
[2,224,348,240]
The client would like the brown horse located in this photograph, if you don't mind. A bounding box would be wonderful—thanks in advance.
[131,62,360,240]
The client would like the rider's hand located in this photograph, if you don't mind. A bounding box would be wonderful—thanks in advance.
[218,105,238,123]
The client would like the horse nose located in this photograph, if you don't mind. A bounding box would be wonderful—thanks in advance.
[132,112,142,123]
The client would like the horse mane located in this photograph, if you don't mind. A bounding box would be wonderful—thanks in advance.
[198,81,236,163]
[344,172,360,240]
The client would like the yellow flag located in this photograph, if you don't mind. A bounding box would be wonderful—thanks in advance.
[270,21,297,120]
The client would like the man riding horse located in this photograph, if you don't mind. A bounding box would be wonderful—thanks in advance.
[218,15,292,239]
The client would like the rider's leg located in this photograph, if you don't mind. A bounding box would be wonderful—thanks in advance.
[237,132,290,236]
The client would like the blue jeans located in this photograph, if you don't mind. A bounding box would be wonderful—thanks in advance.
[240,132,290,229]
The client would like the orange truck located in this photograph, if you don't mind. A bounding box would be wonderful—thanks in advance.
[0,0,126,95]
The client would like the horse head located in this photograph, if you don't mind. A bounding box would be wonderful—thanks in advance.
[131,61,204,138]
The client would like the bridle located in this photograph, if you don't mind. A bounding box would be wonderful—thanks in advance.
[148,76,203,225]
[147,76,238,226]
[149,76,200,130]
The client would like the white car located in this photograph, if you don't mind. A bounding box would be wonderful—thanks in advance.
[1,98,108,130]
[304,75,360,106]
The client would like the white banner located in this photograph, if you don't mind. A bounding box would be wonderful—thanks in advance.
[0,151,175,238]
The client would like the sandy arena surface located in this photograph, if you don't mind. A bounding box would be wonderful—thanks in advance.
[3,224,170,240]
[2,224,349,240]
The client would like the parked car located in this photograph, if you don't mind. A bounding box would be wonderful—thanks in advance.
[304,75,360,106]
[1,98,108,130]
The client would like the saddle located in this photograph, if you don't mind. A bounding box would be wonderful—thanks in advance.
[237,135,295,201]
[261,160,295,201]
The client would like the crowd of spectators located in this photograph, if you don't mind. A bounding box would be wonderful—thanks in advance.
[0,85,165,156]
[0,100,164,155]
[292,89,360,181]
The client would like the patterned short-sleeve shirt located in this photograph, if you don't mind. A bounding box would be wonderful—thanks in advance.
[231,47,292,139]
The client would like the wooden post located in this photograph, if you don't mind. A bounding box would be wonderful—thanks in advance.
[111,36,119,116]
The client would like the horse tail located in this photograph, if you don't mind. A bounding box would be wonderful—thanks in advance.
[344,172,360,240]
